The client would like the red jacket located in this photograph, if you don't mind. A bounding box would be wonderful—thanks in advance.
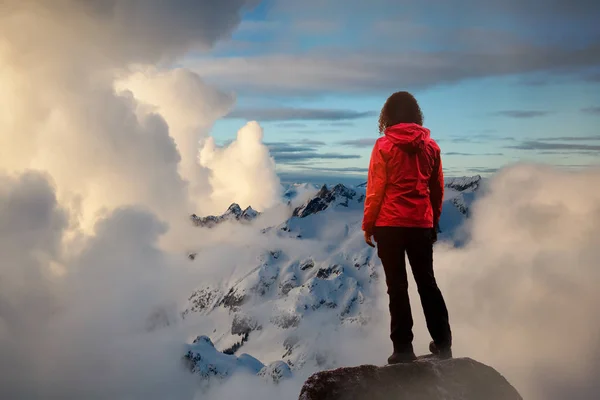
[362,123,444,232]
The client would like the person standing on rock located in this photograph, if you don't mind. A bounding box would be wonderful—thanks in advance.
[362,91,452,364]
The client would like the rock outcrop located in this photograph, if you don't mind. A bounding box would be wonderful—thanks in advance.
[190,203,259,228]
[293,184,360,218]
[298,357,522,400]
[445,175,482,192]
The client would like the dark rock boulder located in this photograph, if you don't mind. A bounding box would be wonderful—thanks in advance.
[298,357,522,400]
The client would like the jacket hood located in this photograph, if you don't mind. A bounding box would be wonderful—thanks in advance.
[384,123,430,153]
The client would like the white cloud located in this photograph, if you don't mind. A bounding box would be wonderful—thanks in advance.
[432,164,600,398]
[190,44,600,96]
[0,1,284,394]
[115,67,236,206]
[0,0,280,235]
[0,170,282,399]
[199,121,282,213]
[0,174,196,398]
[0,172,67,341]
[1,0,253,66]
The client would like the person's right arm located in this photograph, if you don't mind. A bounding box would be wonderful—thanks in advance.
[429,150,444,229]
[362,141,387,235]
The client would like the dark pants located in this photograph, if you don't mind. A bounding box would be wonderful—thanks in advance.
[374,226,452,352]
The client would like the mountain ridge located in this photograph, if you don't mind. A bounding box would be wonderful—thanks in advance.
[181,176,482,384]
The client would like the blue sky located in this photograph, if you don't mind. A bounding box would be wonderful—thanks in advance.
[186,0,600,183]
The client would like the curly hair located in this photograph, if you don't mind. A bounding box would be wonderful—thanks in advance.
[378,91,424,133]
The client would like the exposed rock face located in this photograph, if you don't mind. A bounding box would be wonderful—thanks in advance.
[231,313,262,336]
[445,175,482,192]
[298,357,522,400]
[184,287,219,315]
[293,184,360,218]
[190,203,259,228]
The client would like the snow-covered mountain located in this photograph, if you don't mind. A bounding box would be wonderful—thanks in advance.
[443,175,483,218]
[184,335,292,383]
[182,177,481,384]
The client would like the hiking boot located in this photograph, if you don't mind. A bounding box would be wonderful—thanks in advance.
[429,341,452,359]
[387,351,417,364]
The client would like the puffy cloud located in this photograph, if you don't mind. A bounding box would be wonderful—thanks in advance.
[0,2,285,394]
[0,1,275,398]
[0,56,191,230]
[0,0,280,233]
[431,164,600,398]
[0,173,195,398]
[0,0,254,66]
[199,121,282,213]
[0,171,276,399]
[0,172,67,340]
[116,67,236,204]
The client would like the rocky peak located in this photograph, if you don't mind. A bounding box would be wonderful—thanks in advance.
[241,206,259,220]
[293,184,360,218]
[445,175,482,192]
[191,203,260,228]
[225,203,243,217]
